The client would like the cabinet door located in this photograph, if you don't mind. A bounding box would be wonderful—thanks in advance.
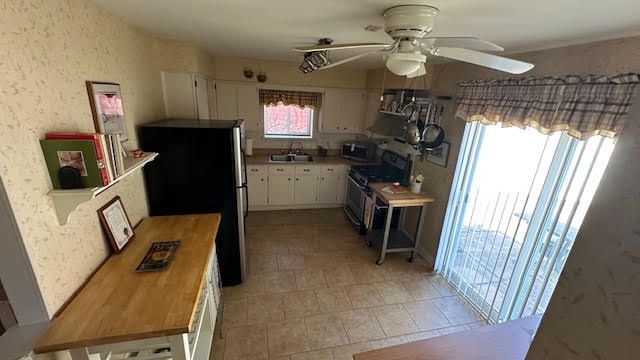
[208,80,217,119]
[363,91,381,132]
[247,175,268,207]
[194,75,210,119]
[321,89,344,133]
[294,175,319,205]
[318,174,340,204]
[161,72,197,118]
[268,175,294,206]
[237,84,260,131]
[216,82,238,119]
[336,166,349,204]
[342,90,365,133]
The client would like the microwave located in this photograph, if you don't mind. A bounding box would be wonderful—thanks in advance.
[342,142,377,162]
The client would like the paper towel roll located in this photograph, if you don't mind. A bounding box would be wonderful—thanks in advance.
[245,138,253,156]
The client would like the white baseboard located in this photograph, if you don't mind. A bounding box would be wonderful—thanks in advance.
[249,204,344,211]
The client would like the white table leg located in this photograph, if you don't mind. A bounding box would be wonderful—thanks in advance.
[411,204,428,262]
[169,333,191,360]
[69,348,101,360]
[377,204,394,265]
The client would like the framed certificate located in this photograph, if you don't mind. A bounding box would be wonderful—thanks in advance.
[98,196,134,253]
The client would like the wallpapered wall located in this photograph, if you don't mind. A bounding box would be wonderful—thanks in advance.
[415,36,640,357]
[0,0,165,317]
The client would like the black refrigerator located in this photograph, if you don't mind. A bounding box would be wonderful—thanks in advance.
[139,119,247,286]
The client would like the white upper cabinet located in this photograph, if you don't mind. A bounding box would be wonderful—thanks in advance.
[215,82,239,119]
[214,82,259,131]
[342,90,365,132]
[208,80,218,119]
[363,91,381,132]
[320,88,365,134]
[161,72,199,119]
[236,84,259,131]
[194,75,210,119]
[322,89,344,133]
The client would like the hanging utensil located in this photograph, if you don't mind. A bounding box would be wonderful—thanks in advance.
[404,121,422,145]
[420,101,445,151]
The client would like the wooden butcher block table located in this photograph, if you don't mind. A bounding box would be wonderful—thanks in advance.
[34,214,222,360]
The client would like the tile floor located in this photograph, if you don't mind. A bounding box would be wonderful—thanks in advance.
[212,209,485,360]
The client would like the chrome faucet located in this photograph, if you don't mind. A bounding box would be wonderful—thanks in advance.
[288,141,304,155]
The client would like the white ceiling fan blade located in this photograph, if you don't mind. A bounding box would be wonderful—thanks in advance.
[294,43,390,52]
[406,63,426,78]
[418,37,504,52]
[319,51,381,70]
[432,47,534,74]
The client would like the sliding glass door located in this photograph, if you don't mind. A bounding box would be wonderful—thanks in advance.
[435,122,615,323]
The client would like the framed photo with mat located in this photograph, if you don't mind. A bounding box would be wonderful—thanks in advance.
[97,196,134,253]
[86,81,129,141]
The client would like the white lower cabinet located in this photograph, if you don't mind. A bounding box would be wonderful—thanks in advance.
[295,175,319,204]
[247,165,268,207]
[248,164,348,209]
[268,175,295,206]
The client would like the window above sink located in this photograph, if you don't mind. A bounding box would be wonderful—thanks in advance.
[263,103,314,139]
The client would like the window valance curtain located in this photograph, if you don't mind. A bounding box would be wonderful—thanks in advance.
[259,89,322,109]
[455,73,640,140]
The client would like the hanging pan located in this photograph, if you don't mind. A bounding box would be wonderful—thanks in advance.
[420,104,445,151]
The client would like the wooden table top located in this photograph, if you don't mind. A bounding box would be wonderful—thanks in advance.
[34,214,221,353]
[369,182,436,207]
[354,315,541,360]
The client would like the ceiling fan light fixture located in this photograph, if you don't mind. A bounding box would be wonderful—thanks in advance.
[385,52,426,76]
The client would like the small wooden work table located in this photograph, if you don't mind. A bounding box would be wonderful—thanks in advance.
[34,214,222,360]
[366,183,435,264]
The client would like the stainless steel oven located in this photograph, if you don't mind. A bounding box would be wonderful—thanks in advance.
[345,174,367,228]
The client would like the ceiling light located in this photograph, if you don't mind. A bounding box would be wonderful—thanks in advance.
[385,53,426,76]
[299,51,329,73]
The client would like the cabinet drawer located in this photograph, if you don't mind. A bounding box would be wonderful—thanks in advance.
[295,165,321,175]
[322,164,346,174]
[248,165,266,176]
[269,165,294,175]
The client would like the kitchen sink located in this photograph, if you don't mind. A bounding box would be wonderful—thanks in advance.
[291,155,314,162]
[268,154,314,163]
[269,154,291,163]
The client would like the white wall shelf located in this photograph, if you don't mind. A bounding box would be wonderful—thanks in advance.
[48,152,158,225]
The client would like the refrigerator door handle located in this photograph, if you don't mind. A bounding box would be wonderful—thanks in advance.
[242,185,248,219]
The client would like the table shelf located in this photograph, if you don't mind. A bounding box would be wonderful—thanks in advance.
[367,229,416,251]
[48,152,158,225]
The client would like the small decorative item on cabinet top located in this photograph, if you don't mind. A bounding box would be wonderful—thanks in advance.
[243,66,254,79]
[86,81,128,141]
[97,196,134,253]
[257,71,267,82]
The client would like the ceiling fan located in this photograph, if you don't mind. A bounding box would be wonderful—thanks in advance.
[294,5,534,77]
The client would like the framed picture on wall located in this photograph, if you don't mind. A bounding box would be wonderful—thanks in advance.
[97,196,134,253]
[426,141,450,167]
[86,81,129,141]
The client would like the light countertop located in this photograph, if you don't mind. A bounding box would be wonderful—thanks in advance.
[246,154,367,166]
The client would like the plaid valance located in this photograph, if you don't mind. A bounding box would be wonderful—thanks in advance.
[455,73,640,140]
[259,89,322,109]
